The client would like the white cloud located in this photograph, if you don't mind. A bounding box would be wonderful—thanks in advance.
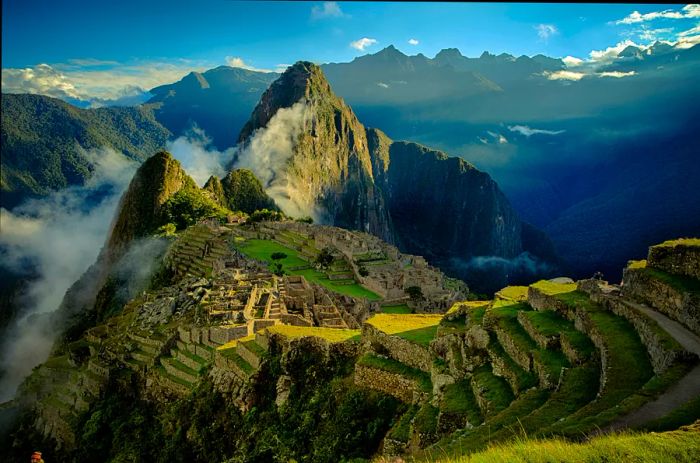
[408,38,419,46]
[167,127,234,187]
[0,147,137,401]
[275,63,292,73]
[598,71,636,78]
[545,70,585,81]
[486,131,508,144]
[225,56,275,73]
[508,125,565,137]
[311,2,345,19]
[638,26,675,42]
[2,59,210,106]
[676,33,700,48]
[377,82,389,88]
[589,40,641,63]
[536,24,558,42]
[562,56,583,66]
[615,4,700,25]
[350,37,378,51]
[678,24,700,36]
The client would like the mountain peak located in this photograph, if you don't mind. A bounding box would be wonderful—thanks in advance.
[238,60,333,142]
[435,48,464,59]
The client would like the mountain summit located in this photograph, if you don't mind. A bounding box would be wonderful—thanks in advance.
[234,61,557,289]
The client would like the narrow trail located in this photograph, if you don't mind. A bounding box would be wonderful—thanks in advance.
[605,297,700,431]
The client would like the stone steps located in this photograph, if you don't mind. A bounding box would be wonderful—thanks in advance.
[469,365,515,418]
[172,348,207,372]
[236,339,266,369]
[155,366,194,396]
[486,335,537,395]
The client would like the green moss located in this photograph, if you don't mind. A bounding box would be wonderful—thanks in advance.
[413,402,439,435]
[471,365,515,416]
[382,304,412,314]
[640,267,700,294]
[389,405,419,442]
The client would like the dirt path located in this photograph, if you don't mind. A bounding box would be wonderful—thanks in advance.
[605,298,700,431]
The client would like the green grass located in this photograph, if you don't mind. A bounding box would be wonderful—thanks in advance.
[628,259,647,269]
[414,402,440,436]
[440,380,484,425]
[389,405,418,442]
[471,365,515,416]
[265,325,361,343]
[155,366,194,388]
[520,310,569,338]
[433,423,700,462]
[357,353,432,392]
[382,304,412,314]
[640,267,700,294]
[241,339,267,358]
[366,314,442,347]
[486,335,538,392]
[236,238,381,300]
[218,348,255,374]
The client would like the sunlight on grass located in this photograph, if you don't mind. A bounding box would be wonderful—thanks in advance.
[265,325,361,343]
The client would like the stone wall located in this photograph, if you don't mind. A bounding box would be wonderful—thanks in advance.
[517,311,559,349]
[209,324,248,344]
[648,243,700,280]
[363,323,433,372]
[354,364,424,403]
[527,286,574,318]
[595,294,694,373]
[624,267,700,336]
[494,327,531,372]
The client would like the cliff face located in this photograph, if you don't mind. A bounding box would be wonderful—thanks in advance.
[236,61,394,241]
[235,62,557,286]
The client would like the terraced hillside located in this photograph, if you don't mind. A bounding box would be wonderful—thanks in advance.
[4,236,699,462]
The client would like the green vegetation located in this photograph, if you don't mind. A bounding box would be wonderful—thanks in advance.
[628,259,647,269]
[530,279,578,295]
[388,405,418,442]
[382,304,412,314]
[248,208,285,222]
[357,353,432,392]
[406,285,424,301]
[643,395,700,432]
[639,267,700,294]
[1,93,170,208]
[471,365,515,416]
[440,380,483,425]
[236,238,381,300]
[162,181,229,230]
[434,424,700,462]
[366,313,443,347]
[205,168,277,214]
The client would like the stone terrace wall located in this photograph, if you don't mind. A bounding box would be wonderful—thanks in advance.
[648,243,700,280]
[363,323,433,372]
[354,364,424,403]
[624,267,700,336]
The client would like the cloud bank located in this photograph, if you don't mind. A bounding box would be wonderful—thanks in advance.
[311,2,345,20]
[615,4,700,25]
[167,128,234,186]
[234,102,320,220]
[0,148,137,401]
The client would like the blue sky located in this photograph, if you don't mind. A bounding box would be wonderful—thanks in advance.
[2,2,699,103]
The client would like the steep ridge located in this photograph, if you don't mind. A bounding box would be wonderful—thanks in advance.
[235,62,556,290]
[203,168,277,214]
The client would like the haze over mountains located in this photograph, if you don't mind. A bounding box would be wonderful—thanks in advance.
[2,42,699,284]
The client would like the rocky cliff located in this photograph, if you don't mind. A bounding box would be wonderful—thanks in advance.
[235,62,556,289]
[203,168,277,214]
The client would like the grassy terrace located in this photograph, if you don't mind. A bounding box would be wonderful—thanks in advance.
[389,405,418,442]
[218,349,254,375]
[366,314,443,347]
[495,286,528,302]
[656,237,700,248]
[639,266,700,294]
[265,325,361,343]
[430,389,550,459]
[533,285,655,434]
[521,309,596,357]
[529,279,578,296]
[440,380,484,425]
[471,365,515,415]
[433,423,700,463]
[357,353,432,392]
[487,334,537,392]
[235,238,381,300]
[216,334,254,351]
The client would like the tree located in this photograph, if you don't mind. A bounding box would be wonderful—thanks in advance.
[272,262,285,276]
[271,252,287,261]
[156,223,177,237]
[405,286,423,301]
[358,266,369,277]
[296,216,314,224]
[316,247,334,268]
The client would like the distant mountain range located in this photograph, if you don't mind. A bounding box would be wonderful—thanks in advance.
[2,43,699,281]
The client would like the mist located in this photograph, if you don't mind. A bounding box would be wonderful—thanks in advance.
[0,147,137,402]
[234,102,319,220]
[167,127,234,186]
